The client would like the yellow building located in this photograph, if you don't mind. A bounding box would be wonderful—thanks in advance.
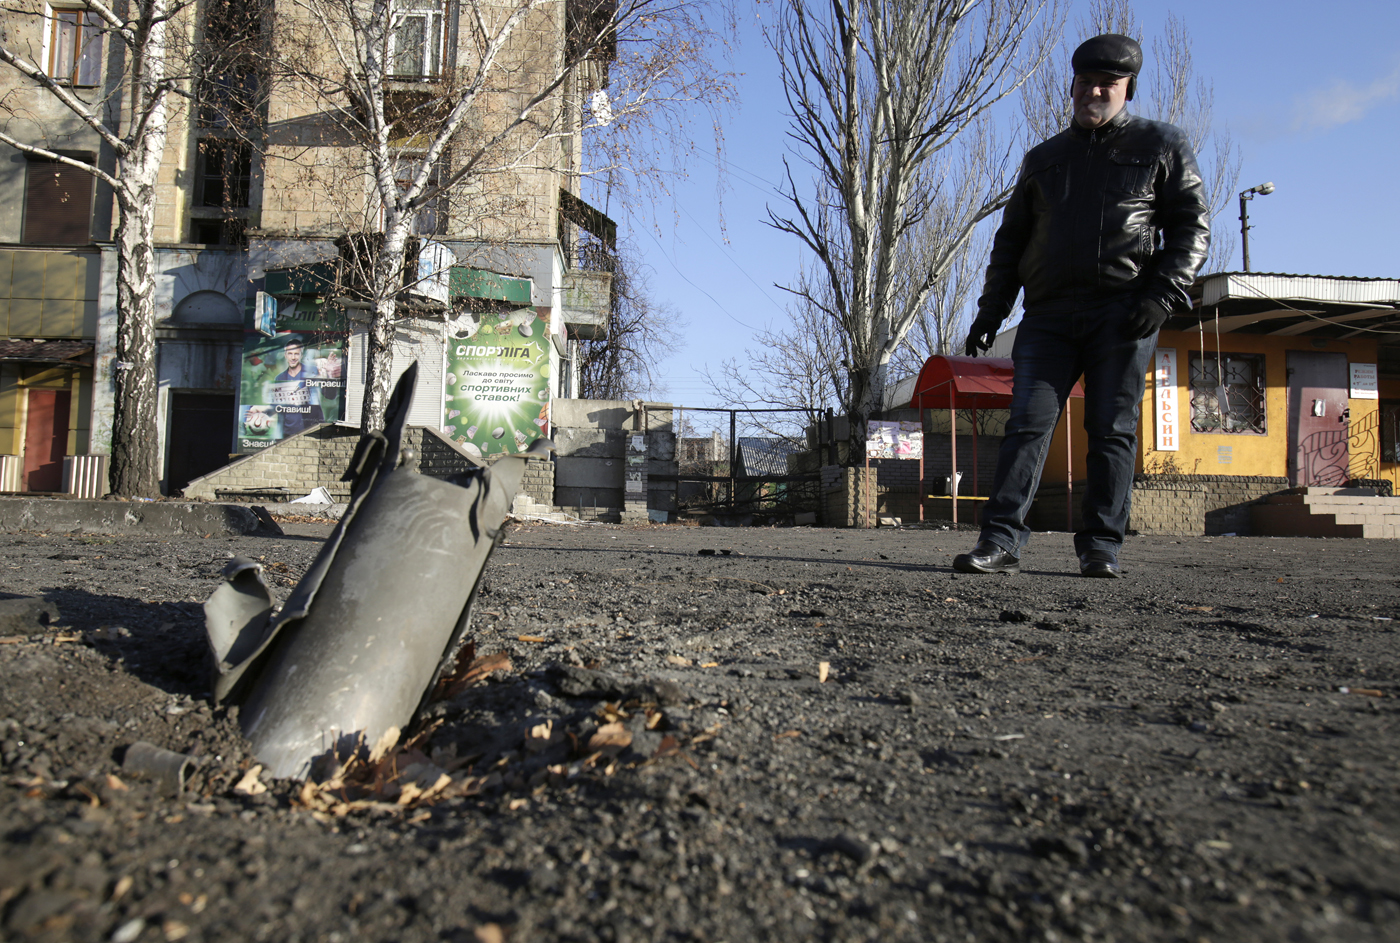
[914,272,1400,535]
[1145,273,1398,492]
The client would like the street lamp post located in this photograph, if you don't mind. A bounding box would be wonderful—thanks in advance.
[1238,182,1275,272]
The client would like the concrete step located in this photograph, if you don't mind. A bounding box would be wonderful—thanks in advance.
[1265,493,1400,512]
[1250,504,1367,539]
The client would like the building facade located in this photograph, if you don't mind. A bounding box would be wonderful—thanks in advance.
[0,0,614,495]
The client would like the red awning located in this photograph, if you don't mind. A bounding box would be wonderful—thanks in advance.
[909,355,1083,410]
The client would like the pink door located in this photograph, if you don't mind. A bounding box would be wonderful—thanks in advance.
[1287,351,1349,487]
[24,389,71,492]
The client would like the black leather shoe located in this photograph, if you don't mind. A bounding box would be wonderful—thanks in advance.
[953,540,1020,575]
[1079,550,1121,578]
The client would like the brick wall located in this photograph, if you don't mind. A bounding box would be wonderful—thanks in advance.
[180,423,543,502]
[1128,481,1206,536]
[1136,474,1288,536]
[1024,474,1289,536]
[822,465,876,527]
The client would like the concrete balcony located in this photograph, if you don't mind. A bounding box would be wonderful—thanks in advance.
[561,269,612,340]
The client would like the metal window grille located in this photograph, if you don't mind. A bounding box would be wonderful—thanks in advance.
[1188,352,1266,435]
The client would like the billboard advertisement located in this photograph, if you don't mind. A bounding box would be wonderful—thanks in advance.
[237,329,348,452]
[443,308,550,459]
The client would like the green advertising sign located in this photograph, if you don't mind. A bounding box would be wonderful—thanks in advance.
[443,309,550,458]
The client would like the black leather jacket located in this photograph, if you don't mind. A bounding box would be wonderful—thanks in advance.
[977,110,1211,323]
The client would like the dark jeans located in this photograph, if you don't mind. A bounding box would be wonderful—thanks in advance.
[979,300,1156,557]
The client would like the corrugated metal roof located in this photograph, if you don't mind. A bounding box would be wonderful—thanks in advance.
[0,340,92,362]
[735,437,800,478]
[1198,273,1400,308]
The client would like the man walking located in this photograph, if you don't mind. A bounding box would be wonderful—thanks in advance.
[954,34,1210,578]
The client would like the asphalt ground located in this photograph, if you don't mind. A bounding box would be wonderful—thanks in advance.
[0,521,1397,942]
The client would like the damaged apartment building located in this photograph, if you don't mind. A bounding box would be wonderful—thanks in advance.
[0,0,619,498]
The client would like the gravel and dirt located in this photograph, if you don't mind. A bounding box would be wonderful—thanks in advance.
[1,517,1398,943]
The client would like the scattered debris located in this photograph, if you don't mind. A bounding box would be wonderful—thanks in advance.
[122,741,195,796]
[0,596,59,636]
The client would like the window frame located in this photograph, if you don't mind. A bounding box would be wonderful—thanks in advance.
[388,0,447,80]
[43,4,103,87]
[1187,351,1268,436]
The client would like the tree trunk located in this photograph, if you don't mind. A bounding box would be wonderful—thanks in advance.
[359,225,410,433]
[107,170,165,495]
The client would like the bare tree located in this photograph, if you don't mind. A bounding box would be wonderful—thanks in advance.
[892,226,991,376]
[1021,0,1240,270]
[0,0,202,495]
[271,0,733,432]
[704,261,849,443]
[576,240,681,400]
[766,0,1061,454]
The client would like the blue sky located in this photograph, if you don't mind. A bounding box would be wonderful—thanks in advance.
[620,1,1400,412]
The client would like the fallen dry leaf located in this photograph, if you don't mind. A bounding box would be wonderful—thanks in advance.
[508,798,529,811]
[1185,606,1214,612]
[105,773,128,792]
[525,720,565,752]
[774,730,801,740]
[438,651,513,699]
[598,702,628,722]
[475,924,506,943]
[589,722,633,755]
[368,727,401,764]
[234,765,267,796]
[701,661,719,668]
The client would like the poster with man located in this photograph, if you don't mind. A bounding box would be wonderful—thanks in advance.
[442,308,551,460]
[237,331,348,452]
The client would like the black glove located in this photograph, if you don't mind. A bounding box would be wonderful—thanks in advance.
[963,314,1001,357]
[1125,297,1171,340]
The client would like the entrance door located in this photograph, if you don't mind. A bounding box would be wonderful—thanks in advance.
[167,392,236,494]
[1287,350,1350,487]
[23,389,71,492]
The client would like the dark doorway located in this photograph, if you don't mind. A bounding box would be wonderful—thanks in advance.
[168,392,236,494]
[1287,350,1350,487]
[24,389,71,492]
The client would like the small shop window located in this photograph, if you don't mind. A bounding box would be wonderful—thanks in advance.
[1188,352,1266,435]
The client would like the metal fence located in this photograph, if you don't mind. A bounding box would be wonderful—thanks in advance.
[662,406,835,519]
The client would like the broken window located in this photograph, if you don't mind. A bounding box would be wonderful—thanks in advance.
[389,0,447,79]
[44,5,104,86]
[1188,352,1266,435]
[195,139,252,208]
[196,0,265,129]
